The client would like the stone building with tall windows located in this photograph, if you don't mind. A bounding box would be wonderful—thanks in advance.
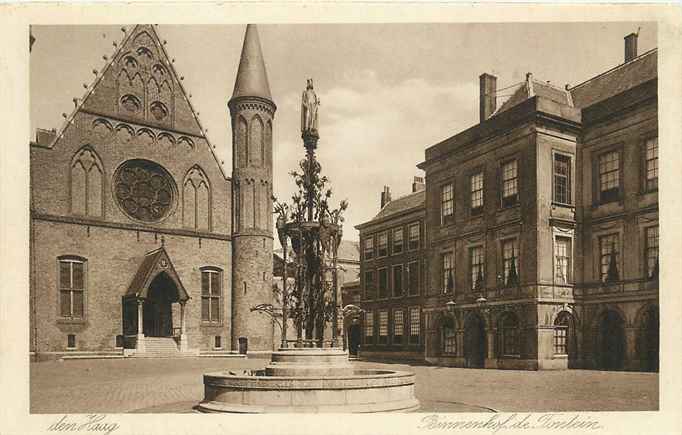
[29,24,277,360]
[355,178,428,361]
[417,32,658,371]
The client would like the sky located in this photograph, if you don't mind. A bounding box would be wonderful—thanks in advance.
[30,23,657,242]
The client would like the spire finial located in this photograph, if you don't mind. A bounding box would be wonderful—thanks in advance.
[231,24,272,101]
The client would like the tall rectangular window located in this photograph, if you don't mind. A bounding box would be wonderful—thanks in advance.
[393,310,404,345]
[555,237,572,284]
[364,311,374,343]
[377,232,388,257]
[201,268,222,323]
[554,326,567,355]
[407,261,419,296]
[442,252,454,293]
[599,234,620,282]
[393,227,404,255]
[364,270,375,300]
[441,183,454,225]
[502,239,519,286]
[378,268,388,299]
[553,154,572,205]
[470,172,484,214]
[59,258,85,319]
[442,327,456,354]
[599,151,620,203]
[393,264,403,297]
[469,246,485,290]
[409,308,420,345]
[645,137,658,192]
[363,237,374,260]
[646,226,659,279]
[501,160,518,207]
[408,223,420,251]
[378,311,389,344]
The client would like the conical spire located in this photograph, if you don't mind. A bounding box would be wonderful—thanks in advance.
[231,24,272,101]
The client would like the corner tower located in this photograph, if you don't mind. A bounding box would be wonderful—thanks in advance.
[229,25,276,352]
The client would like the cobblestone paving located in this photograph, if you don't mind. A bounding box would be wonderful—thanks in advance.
[30,357,657,413]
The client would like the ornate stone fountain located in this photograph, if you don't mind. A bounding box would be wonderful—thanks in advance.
[198,79,419,413]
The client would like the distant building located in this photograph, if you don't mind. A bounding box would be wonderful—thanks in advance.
[273,240,359,346]
[417,32,658,371]
[274,239,360,287]
[355,178,427,361]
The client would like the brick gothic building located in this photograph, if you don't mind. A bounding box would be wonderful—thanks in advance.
[357,33,658,371]
[29,24,276,359]
[355,178,428,361]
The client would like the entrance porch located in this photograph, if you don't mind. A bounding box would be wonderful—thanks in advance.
[122,247,192,356]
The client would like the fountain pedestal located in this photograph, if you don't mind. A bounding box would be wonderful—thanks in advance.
[198,347,419,413]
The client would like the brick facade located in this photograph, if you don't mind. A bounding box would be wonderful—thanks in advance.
[355,184,427,361]
[30,24,275,359]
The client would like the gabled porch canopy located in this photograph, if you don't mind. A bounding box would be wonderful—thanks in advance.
[125,247,190,302]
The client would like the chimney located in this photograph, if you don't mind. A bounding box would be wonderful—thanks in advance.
[624,32,638,63]
[412,176,425,193]
[380,186,392,208]
[35,128,56,146]
[479,73,497,123]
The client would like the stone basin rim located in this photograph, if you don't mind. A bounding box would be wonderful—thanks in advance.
[204,369,416,382]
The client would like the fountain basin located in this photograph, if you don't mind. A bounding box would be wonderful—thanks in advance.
[198,369,419,413]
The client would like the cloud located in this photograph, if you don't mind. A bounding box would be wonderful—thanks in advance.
[273,69,479,241]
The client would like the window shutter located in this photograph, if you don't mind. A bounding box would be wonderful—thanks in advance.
[516,157,522,205]
[592,154,599,207]
[619,148,625,202]
[496,163,502,208]
[639,141,646,194]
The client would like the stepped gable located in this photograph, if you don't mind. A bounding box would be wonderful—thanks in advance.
[42,24,228,180]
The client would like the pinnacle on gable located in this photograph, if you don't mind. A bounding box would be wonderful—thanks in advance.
[231,24,273,101]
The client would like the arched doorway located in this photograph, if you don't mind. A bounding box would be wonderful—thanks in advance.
[464,313,486,368]
[596,310,625,370]
[638,306,659,372]
[143,273,179,337]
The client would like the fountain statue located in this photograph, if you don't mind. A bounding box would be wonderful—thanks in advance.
[198,80,419,413]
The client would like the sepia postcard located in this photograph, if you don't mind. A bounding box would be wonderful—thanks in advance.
[1,2,681,435]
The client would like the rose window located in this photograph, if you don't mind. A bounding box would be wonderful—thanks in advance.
[114,159,176,222]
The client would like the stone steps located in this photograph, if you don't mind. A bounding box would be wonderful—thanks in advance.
[133,337,180,358]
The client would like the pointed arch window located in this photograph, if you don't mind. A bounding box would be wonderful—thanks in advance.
[265,120,273,167]
[183,166,211,231]
[237,116,248,167]
[70,147,104,217]
[249,115,264,166]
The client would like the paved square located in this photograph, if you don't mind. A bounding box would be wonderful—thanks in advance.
[30,358,657,413]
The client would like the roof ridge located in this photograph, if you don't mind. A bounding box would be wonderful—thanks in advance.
[44,25,141,150]
[40,25,230,181]
[152,25,229,181]
[569,47,658,91]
